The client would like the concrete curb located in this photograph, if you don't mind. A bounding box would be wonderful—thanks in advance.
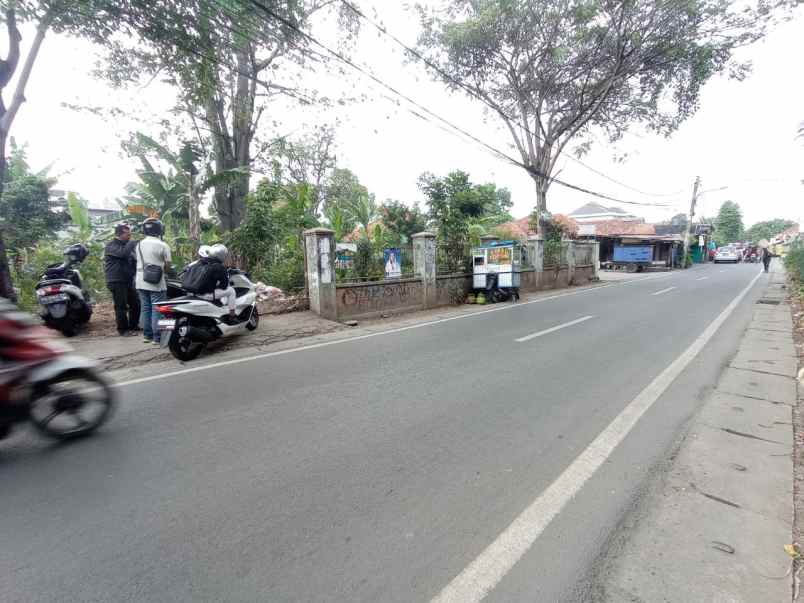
[598,272,796,602]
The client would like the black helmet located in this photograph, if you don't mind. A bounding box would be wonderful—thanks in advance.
[64,243,88,263]
[142,218,164,237]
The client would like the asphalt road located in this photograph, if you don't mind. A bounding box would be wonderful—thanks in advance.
[0,262,768,602]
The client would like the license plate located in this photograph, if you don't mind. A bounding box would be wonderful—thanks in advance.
[158,319,176,331]
[40,294,68,304]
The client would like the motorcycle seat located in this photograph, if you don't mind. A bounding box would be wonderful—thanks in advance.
[175,294,224,307]
[37,278,72,287]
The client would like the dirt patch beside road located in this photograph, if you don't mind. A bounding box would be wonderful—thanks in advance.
[70,310,345,372]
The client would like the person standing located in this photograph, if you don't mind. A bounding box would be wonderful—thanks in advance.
[761,246,773,273]
[104,223,140,336]
[135,218,172,344]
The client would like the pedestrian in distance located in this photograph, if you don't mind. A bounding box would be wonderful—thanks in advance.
[104,223,140,336]
[761,246,773,273]
[134,218,172,345]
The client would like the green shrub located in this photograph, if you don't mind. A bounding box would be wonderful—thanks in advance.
[784,241,804,282]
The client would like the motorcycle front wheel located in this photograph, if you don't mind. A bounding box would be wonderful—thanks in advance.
[29,369,115,440]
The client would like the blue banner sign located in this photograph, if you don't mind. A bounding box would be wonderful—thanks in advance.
[613,245,653,263]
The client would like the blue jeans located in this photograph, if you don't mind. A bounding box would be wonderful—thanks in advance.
[138,289,166,342]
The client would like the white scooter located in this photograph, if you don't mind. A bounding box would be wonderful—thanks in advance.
[153,268,259,361]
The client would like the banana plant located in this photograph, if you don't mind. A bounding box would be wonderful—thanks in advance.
[132,133,248,243]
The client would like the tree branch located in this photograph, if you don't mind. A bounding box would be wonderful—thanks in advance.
[0,8,21,89]
[1,11,53,134]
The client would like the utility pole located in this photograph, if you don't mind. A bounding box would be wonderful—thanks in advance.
[682,176,701,267]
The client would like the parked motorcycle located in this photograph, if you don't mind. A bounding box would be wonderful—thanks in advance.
[0,299,115,441]
[483,271,520,303]
[35,243,93,336]
[154,268,259,361]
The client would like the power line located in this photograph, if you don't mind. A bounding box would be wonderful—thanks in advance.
[88,0,676,209]
[241,0,675,208]
[338,0,683,201]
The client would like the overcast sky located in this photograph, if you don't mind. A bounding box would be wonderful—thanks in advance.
[8,2,804,228]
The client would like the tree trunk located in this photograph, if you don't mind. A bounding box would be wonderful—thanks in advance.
[530,174,549,238]
[188,184,200,243]
[0,130,16,301]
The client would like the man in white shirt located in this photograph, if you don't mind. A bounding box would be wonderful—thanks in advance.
[134,219,172,344]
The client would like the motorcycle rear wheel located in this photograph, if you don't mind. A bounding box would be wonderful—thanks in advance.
[169,334,205,362]
[29,369,115,440]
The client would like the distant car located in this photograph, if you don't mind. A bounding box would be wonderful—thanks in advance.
[714,247,739,263]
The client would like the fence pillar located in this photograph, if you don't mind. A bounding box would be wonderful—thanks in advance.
[567,240,576,284]
[592,241,600,280]
[304,228,337,320]
[528,235,544,288]
[413,231,437,309]
[527,235,544,271]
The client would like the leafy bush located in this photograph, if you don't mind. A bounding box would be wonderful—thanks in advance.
[224,180,318,293]
[785,241,804,284]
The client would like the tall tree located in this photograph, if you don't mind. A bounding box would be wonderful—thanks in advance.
[100,1,357,232]
[417,0,794,232]
[419,170,493,243]
[127,133,246,243]
[323,167,374,234]
[380,200,427,245]
[0,1,129,299]
[271,125,337,216]
[715,201,744,244]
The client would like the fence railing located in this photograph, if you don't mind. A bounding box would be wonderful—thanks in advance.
[336,244,415,285]
[544,241,560,268]
[436,241,472,275]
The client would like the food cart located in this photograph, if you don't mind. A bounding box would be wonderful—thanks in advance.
[472,240,522,296]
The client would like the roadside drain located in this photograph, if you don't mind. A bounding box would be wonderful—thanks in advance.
[757,299,782,305]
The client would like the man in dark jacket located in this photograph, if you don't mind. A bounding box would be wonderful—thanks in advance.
[104,224,140,335]
[762,246,774,273]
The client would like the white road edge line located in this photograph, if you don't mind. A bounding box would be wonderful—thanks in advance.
[515,315,594,343]
[430,268,763,603]
[112,271,674,389]
[651,286,677,296]
[696,277,709,281]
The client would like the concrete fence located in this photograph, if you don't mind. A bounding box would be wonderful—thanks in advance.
[304,229,600,321]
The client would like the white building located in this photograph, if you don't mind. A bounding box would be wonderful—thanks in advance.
[568,202,641,223]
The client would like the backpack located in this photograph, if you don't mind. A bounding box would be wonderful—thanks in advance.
[181,259,218,294]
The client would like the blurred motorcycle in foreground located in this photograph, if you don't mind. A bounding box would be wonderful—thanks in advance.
[0,299,115,441]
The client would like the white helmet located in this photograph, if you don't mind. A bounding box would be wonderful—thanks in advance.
[207,243,228,263]
[198,245,212,259]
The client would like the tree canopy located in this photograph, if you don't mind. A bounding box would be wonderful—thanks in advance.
[96,0,357,231]
[416,0,795,230]
[745,218,796,243]
[715,201,744,245]
[419,170,511,243]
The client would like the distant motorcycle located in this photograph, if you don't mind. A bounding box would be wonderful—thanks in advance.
[0,299,114,441]
[35,244,93,336]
